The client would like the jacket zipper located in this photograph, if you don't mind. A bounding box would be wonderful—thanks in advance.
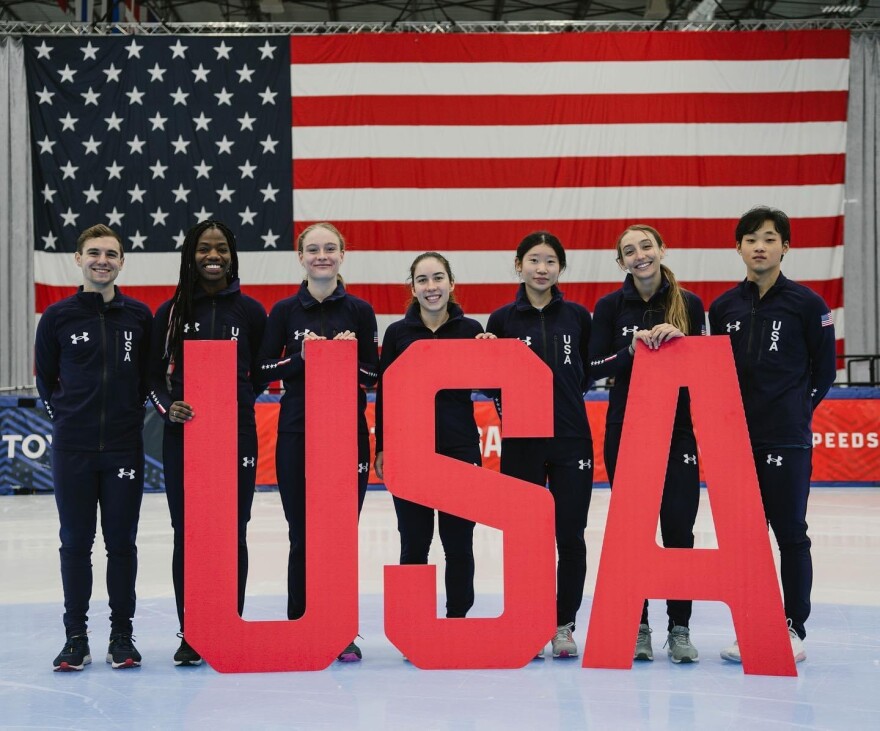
[540,311,547,363]
[99,311,107,451]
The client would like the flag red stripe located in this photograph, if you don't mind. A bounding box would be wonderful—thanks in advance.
[295,218,844,251]
[292,92,849,127]
[290,31,850,64]
[294,155,845,190]
[35,279,843,317]
[347,281,844,317]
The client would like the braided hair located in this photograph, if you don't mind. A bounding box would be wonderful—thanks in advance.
[164,220,239,361]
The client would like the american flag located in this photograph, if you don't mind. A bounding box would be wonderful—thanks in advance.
[28,30,847,354]
[26,35,294,315]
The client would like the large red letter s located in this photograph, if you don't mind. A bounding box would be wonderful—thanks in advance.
[184,340,358,672]
[383,340,556,669]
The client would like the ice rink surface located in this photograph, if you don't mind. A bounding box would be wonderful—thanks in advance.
[2,488,878,730]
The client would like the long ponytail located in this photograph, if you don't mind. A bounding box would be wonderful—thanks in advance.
[660,263,690,335]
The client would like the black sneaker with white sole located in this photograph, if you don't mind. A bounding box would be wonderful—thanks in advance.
[173,634,203,666]
[106,634,142,669]
[53,635,91,672]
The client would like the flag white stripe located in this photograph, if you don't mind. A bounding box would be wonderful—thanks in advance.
[290,59,850,97]
[34,247,843,288]
[291,122,847,159]
[292,185,845,222]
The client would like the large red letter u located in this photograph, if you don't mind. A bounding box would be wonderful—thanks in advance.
[183,340,358,672]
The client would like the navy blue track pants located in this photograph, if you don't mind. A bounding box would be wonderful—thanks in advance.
[53,448,144,637]
[163,425,257,631]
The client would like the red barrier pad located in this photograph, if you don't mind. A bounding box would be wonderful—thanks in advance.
[582,337,796,676]
[382,340,557,668]
[184,340,358,672]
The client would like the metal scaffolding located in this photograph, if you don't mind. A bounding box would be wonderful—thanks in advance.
[1,17,879,34]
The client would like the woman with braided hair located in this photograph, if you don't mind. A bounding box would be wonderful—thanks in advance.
[148,220,267,667]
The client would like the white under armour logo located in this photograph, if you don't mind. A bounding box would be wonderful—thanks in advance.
[683,454,697,465]
[766,454,783,466]
[183,322,201,333]
[242,457,256,467]
[622,326,638,336]
[726,321,741,333]
[70,332,89,344]
[520,336,532,347]
[578,459,591,470]
[358,462,369,474]
[294,329,311,340]
[117,468,135,479]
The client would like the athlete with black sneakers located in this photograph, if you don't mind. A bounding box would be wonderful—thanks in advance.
[147,220,267,667]
[36,224,152,672]
[589,224,706,665]
[709,206,836,664]
[258,222,379,662]
[485,231,594,659]
[374,252,490,621]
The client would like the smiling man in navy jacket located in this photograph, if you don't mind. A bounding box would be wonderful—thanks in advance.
[708,206,836,664]
[35,224,152,672]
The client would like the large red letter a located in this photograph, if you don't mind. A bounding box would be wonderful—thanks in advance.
[582,338,796,676]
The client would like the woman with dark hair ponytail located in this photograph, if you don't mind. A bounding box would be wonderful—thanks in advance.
[148,220,267,667]
[374,252,488,621]
[588,224,705,665]
[486,231,594,660]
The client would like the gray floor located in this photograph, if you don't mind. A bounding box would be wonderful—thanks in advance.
[1,489,879,730]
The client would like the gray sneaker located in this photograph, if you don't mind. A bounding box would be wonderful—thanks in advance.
[551,623,578,658]
[634,623,653,661]
[666,625,699,664]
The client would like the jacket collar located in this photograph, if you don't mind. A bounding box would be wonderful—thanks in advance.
[402,301,464,329]
[76,285,124,310]
[740,272,788,300]
[622,273,670,305]
[297,280,346,309]
[514,283,563,312]
[193,277,241,301]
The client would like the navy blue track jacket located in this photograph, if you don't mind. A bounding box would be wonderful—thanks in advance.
[375,302,483,454]
[147,278,267,430]
[708,273,836,448]
[589,274,705,427]
[486,284,592,439]
[258,281,379,434]
[35,286,152,452]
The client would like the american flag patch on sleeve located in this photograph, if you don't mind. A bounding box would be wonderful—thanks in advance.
[821,312,834,328]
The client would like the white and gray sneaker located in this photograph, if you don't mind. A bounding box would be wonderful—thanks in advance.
[551,623,578,658]
[720,626,806,664]
[720,639,741,662]
[666,625,699,664]
[789,626,806,663]
[634,623,653,661]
